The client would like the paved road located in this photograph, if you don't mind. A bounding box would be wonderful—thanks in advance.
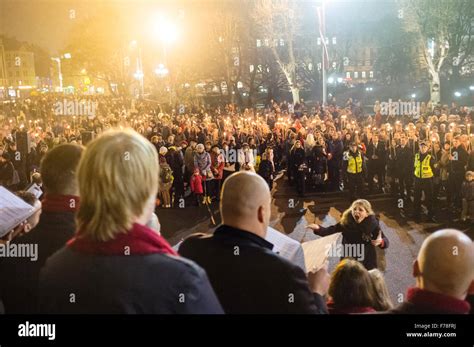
[156,175,473,305]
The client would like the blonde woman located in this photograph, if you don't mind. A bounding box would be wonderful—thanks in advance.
[368,269,393,311]
[307,199,389,270]
[39,129,223,314]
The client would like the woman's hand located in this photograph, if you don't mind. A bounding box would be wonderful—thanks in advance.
[371,231,383,247]
[306,223,320,232]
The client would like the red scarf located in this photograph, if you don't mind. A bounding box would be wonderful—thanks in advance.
[67,223,177,256]
[41,194,79,213]
[406,287,471,314]
[327,300,376,314]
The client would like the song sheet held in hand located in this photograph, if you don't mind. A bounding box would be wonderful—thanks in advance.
[0,186,40,238]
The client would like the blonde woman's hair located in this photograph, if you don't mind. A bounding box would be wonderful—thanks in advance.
[305,133,316,149]
[368,269,393,311]
[341,199,374,226]
[76,128,159,241]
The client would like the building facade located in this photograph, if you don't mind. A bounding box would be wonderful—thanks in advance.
[4,45,37,88]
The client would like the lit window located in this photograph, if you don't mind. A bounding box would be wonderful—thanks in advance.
[354,71,358,78]
[361,71,366,78]
[250,65,254,73]
[346,72,351,78]
[317,38,321,45]
[369,71,374,78]
[332,37,337,44]
[280,39,284,46]
[256,39,261,47]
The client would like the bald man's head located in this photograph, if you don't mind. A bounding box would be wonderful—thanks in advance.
[220,171,272,238]
[414,229,474,299]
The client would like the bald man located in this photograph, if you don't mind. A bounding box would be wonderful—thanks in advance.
[179,171,329,314]
[389,229,474,314]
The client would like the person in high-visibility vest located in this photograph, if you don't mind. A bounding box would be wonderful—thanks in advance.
[343,142,366,202]
[412,141,437,222]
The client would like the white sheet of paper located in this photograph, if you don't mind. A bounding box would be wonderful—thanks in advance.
[302,232,342,273]
[0,186,39,238]
[266,227,306,272]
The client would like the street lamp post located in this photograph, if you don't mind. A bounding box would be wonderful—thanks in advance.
[51,58,63,92]
[317,2,329,107]
[322,2,327,107]
[51,53,71,93]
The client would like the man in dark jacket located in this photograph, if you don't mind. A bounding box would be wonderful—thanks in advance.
[366,134,387,193]
[179,171,329,314]
[0,144,83,313]
[388,229,473,314]
[448,136,468,210]
[394,135,413,203]
[326,132,343,191]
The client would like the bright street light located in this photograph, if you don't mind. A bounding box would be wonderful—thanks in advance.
[327,77,334,84]
[153,17,179,44]
[155,64,169,77]
[134,70,144,80]
[470,85,474,91]
[411,93,416,98]
[454,91,461,97]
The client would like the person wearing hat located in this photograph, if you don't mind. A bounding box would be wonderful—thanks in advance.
[342,141,366,202]
[412,141,437,222]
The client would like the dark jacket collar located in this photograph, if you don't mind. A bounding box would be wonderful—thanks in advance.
[406,287,471,314]
[214,224,274,251]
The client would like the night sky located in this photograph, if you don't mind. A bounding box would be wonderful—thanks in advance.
[1,0,395,54]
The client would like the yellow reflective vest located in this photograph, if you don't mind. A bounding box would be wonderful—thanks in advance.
[347,152,363,174]
[414,153,433,178]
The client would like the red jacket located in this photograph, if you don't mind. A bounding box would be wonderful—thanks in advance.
[190,174,203,194]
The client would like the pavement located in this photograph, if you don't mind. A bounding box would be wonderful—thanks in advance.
[156,174,473,305]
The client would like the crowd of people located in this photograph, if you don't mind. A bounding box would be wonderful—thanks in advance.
[1,95,473,222]
[0,95,473,314]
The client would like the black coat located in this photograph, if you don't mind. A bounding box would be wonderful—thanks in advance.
[0,209,76,313]
[366,141,387,169]
[39,247,223,314]
[258,159,274,180]
[179,225,327,314]
[394,145,413,176]
[290,147,306,168]
[317,214,388,270]
[450,145,469,175]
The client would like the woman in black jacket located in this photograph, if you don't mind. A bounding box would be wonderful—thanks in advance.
[306,199,389,270]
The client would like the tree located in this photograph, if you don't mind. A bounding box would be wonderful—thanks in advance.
[398,0,467,104]
[63,7,134,97]
[446,1,474,82]
[253,0,302,104]
[374,15,417,84]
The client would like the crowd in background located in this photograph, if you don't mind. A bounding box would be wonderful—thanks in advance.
[1,95,473,222]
